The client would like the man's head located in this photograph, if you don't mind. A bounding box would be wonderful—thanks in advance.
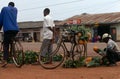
[8,2,15,7]
[102,33,112,43]
[43,8,50,16]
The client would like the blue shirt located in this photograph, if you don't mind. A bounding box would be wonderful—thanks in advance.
[0,5,19,32]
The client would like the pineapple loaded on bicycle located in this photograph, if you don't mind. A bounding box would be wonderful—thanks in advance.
[39,25,90,69]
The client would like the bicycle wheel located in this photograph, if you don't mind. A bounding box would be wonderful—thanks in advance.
[39,38,65,69]
[73,43,85,60]
[12,41,24,68]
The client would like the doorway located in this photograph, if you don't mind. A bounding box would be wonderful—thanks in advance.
[97,25,110,41]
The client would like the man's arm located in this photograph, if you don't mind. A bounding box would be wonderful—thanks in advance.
[47,27,53,31]
[107,42,114,50]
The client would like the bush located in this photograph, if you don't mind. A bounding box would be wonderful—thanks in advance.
[24,50,38,64]
[63,57,85,68]
[53,54,63,61]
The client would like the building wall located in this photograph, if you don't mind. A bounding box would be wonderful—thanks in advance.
[111,24,120,41]
[19,28,41,42]
[116,25,120,41]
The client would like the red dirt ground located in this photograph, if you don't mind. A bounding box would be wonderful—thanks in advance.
[1,42,120,79]
[1,63,120,79]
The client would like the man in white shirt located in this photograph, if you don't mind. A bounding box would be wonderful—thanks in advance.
[40,8,55,63]
[102,33,120,66]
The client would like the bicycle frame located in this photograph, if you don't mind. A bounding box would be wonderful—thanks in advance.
[52,32,77,60]
[39,29,87,69]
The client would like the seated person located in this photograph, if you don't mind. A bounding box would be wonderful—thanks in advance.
[100,33,120,66]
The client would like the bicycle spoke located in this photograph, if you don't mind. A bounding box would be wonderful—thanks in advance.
[39,42,65,69]
[73,44,85,60]
[12,41,24,68]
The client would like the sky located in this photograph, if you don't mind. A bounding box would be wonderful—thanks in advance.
[0,0,120,22]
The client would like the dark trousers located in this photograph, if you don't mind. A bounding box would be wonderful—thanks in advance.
[106,48,120,64]
[3,30,18,61]
[40,39,53,57]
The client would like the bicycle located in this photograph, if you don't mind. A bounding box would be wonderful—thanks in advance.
[38,29,87,69]
[0,36,24,68]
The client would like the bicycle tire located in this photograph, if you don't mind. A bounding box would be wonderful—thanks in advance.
[12,41,24,68]
[39,38,65,69]
[73,43,85,60]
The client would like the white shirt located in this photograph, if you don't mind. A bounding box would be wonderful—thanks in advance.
[107,39,120,53]
[42,15,55,39]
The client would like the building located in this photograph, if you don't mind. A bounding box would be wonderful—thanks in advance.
[18,12,120,42]
[18,20,61,42]
[59,12,120,41]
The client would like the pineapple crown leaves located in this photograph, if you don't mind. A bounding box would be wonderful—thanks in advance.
[66,25,91,36]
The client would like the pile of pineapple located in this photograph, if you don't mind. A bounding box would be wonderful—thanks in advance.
[65,25,91,44]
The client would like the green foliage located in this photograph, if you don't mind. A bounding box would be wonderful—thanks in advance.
[63,57,86,68]
[62,56,103,68]
[0,52,3,64]
[24,50,38,64]
[101,56,109,65]
[7,58,14,63]
[0,52,13,63]
[0,52,3,61]
[86,60,100,67]
[66,25,91,41]
[69,25,90,34]
[63,59,79,68]
[0,49,109,67]
[86,56,101,67]
[78,56,86,66]
[53,54,63,61]
[0,50,38,64]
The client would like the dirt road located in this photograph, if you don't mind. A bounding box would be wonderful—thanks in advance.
[1,42,120,79]
[0,63,120,79]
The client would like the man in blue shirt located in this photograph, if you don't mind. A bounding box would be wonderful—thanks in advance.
[0,2,19,67]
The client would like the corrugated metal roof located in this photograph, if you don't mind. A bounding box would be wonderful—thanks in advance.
[18,21,42,29]
[59,12,120,25]
[18,20,62,29]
